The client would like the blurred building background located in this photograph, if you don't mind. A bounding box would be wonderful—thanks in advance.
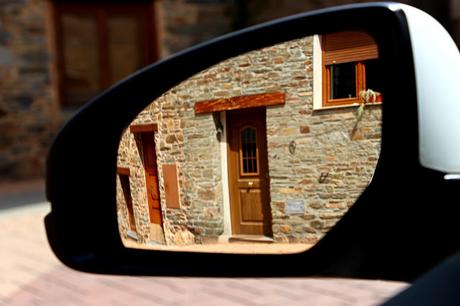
[0,0,457,182]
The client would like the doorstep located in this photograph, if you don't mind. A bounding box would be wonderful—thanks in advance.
[220,234,275,244]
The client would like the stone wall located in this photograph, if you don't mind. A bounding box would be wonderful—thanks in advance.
[158,0,234,56]
[0,0,68,180]
[117,74,224,245]
[268,104,381,243]
[117,35,382,245]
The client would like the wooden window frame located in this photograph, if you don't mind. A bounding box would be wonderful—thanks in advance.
[51,2,159,108]
[321,32,380,108]
[323,61,369,107]
[239,126,260,177]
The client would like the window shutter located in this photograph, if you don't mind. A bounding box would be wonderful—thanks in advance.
[163,164,181,209]
[323,31,379,65]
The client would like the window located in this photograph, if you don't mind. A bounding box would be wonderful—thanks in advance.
[240,127,259,175]
[322,31,382,107]
[53,3,158,107]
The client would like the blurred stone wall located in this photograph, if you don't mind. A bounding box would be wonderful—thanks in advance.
[157,0,234,56]
[0,0,67,180]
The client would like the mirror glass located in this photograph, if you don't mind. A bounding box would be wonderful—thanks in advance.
[116,31,383,254]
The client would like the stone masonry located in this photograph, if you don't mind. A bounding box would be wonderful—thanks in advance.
[117,35,382,246]
[0,0,66,179]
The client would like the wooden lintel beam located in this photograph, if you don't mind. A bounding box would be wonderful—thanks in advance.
[194,92,285,114]
[129,123,158,133]
[117,167,131,176]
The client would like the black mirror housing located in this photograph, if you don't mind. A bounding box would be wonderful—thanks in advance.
[45,2,460,281]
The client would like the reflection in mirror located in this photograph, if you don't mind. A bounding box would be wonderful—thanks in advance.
[116,31,382,254]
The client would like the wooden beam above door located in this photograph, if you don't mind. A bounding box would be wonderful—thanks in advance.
[194,92,285,114]
[129,123,158,133]
[116,167,131,176]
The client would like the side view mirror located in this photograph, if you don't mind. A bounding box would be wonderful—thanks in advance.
[45,2,460,281]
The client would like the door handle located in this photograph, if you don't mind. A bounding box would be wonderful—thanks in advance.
[245,181,254,193]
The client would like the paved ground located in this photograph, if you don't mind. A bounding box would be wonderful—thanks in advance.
[0,179,409,306]
[123,238,313,254]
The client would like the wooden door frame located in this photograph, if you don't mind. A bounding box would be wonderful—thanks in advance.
[130,124,163,229]
[194,93,284,239]
[218,112,233,237]
[140,132,163,227]
[226,107,273,236]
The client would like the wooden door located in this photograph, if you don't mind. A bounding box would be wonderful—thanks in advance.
[140,132,162,225]
[227,108,273,236]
